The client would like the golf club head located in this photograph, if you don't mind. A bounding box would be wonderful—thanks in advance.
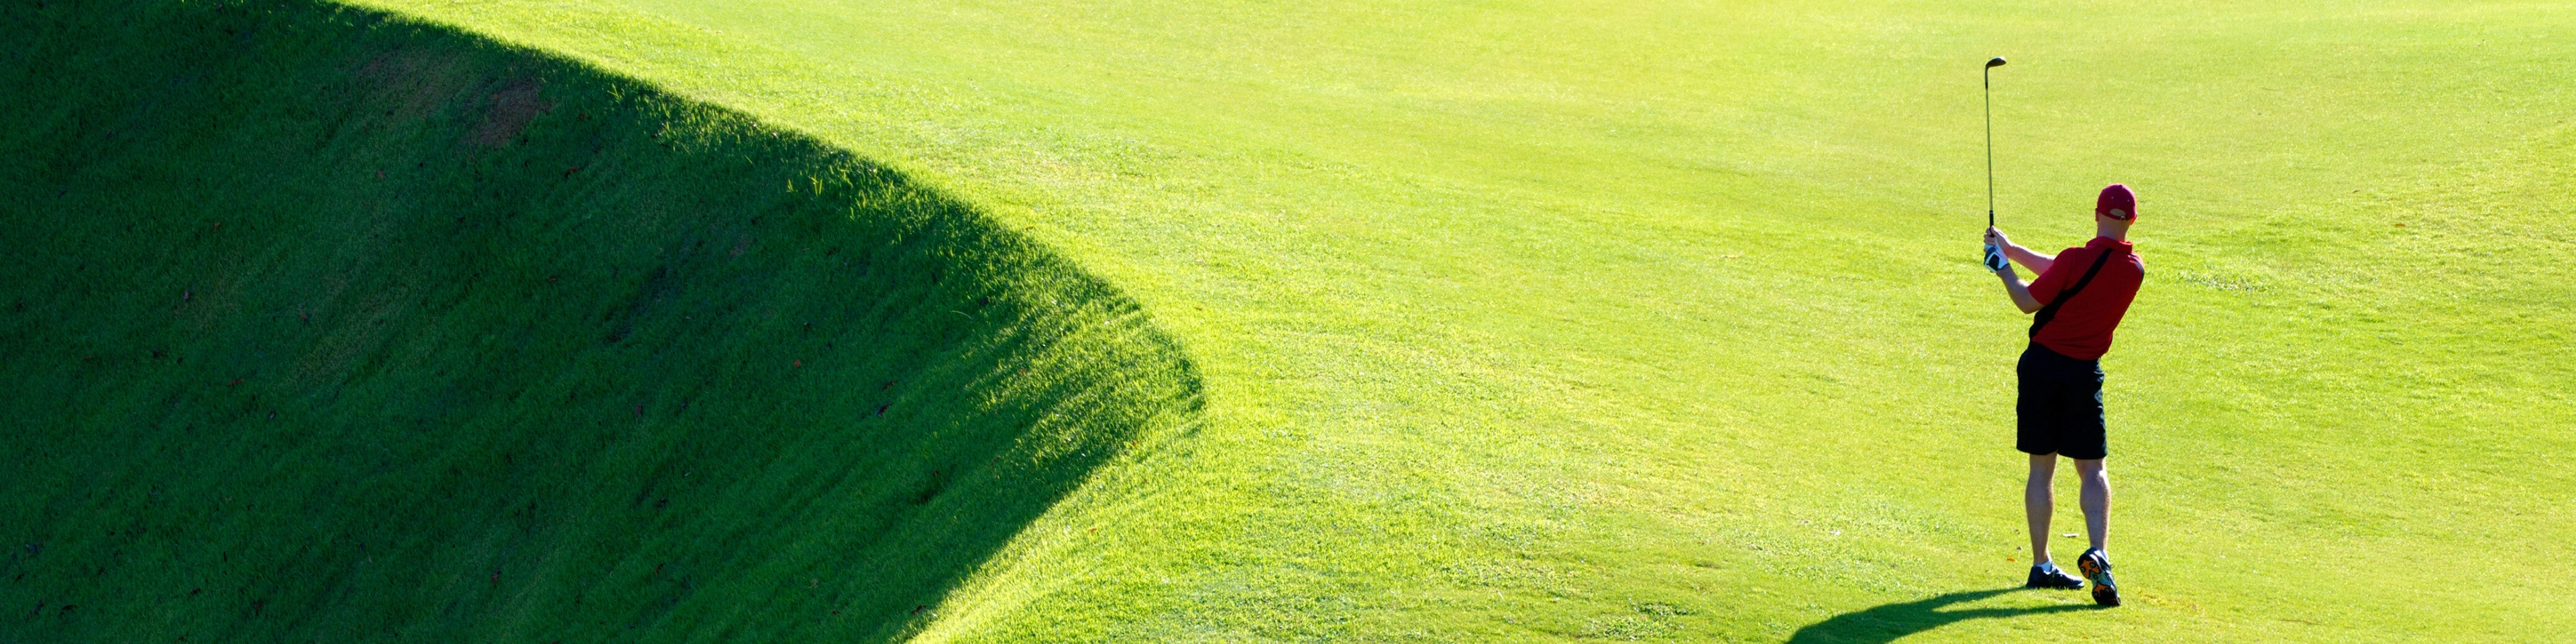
[1986,57,2007,68]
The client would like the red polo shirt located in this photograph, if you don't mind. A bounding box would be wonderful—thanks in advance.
[2029,237,2143,360]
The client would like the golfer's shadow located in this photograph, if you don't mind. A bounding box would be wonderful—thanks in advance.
[1786,587,2104,643]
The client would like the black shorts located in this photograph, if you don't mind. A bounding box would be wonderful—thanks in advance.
[2017,343,2106,460]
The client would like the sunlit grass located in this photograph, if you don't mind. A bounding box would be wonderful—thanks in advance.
[8,0,2573,641]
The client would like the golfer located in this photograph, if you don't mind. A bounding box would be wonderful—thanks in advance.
[1982,184,2144,607]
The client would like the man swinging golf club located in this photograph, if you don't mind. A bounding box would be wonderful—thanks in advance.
[1982,184,2144,607]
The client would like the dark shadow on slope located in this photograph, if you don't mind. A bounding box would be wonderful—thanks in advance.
[0,1,1196,641]
[1785,588,2103,644]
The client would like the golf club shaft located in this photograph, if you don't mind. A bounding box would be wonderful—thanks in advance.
[1984,67,1994,229]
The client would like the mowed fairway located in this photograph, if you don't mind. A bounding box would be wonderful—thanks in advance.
[66,0,2576,641]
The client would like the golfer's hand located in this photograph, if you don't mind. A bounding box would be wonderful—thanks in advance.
[1984,227,2010,249]
[1983,244,2010,272]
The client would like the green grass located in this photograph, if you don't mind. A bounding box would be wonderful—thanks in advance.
[11,0,2576,641]
[0,1,1195,641]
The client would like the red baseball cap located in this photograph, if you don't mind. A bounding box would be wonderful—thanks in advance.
[2097,184,2137,221]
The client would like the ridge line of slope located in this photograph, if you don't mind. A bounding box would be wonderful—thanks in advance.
[0,0,1199,640]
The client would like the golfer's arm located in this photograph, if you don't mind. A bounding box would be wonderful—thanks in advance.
[1996,270,2043,313]
[2004,244,2054,274]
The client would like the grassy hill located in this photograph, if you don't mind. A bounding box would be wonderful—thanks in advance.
[9,0,2575,641]
[0,1,1195,641]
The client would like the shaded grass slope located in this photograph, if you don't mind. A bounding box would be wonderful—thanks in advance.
[0,0,1198,641]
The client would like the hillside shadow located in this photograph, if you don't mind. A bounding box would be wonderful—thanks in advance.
[1785,588,2103,644]
[0,1,1195,642]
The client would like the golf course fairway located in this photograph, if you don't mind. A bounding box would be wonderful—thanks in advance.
[5,0,2572,641]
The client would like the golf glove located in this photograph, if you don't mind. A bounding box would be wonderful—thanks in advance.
[1982,244,2010,272]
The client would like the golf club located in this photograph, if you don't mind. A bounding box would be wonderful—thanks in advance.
[1984,56,2006,229]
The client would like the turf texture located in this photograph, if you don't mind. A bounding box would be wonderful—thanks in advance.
[6,0,2574,641]
[1,1,1195,640]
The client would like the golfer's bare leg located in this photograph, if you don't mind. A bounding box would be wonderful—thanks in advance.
[2074,458,2110,554]
[2025,453,2057,563]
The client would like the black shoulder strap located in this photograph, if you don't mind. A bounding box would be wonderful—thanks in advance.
[2029,247,2119,338]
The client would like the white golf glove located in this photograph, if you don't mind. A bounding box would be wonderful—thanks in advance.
[1982,244,2010,272]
